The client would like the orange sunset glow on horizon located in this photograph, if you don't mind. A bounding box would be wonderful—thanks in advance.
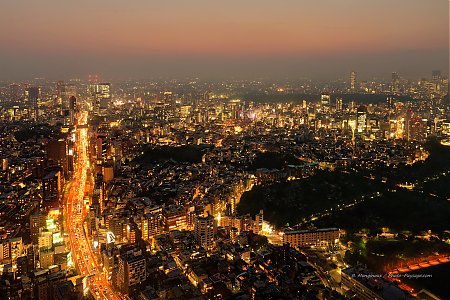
[0,0,448,79]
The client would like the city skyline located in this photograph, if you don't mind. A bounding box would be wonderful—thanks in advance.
[0,0,448,80]
[1,1,450,300]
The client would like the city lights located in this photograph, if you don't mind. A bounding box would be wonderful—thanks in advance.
[0,1,448,299]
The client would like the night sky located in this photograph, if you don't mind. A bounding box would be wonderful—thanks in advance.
[1,0,448,80]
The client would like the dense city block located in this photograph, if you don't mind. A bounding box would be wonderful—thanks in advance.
[0,73,449,299]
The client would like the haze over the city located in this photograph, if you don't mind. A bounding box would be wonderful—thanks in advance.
[0,0,448,80]
[1,0,450,299]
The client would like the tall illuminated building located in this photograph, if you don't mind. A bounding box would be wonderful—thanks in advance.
[39,248,54,269]
[335,97,343,111]
[140,213,163,240]
[321,93,331,111]
[24,87,41,120]
[47,140,68,177]
[38,231,53,250]
[30,212,47,244]
[0,239,22,263]
[432,70,442,93]
[253,210,263,234]
[10,238,23,262]
[9,83,20,101]
[302,99,307,109]
[59,83,76,123]
[69,96,77,125]
[56,80,64,98]
[3,237,23,263]
[348,101,356,112]
[391,72,400,93]
[386,96,394,109]
[116,248,146,294]
[88,83,97,112]
[404,109,412,141]
[410,118,427,142]
[356,106,367,133]
[89,83,111,115]
[350,71,357,91]
[194,214,215,250]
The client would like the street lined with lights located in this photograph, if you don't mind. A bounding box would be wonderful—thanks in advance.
[65,112,123,300]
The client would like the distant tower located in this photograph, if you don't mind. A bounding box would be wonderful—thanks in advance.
[204,91,211,102]
[9,84,20,101]
[60,83,76,114]
[404,109,412,141]
[350,71,357,91]
[56,80,64,99]
[356,106,367,133]
[386,96,394,109]
[432,70,441,82]
[432,70,442,93]
[349,101,356,112]
[302,99,307,109]
[69,96,77,125]
[321,93,331,110]
[47,139,68,177]
[391,72,400,93]
[89,83,111,115]
[24,87,40,121]
[351,127,356,156]
[335,97,343,111]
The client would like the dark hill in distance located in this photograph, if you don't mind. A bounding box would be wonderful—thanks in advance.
[134,145,207,164]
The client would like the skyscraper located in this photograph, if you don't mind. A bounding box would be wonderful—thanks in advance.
[60,83,76,123]
[24,87,40,120]
[432,70,442,94]
[409,118,427,142]
[350,71,357,91]
[356,106,367,133]
[9,84,20,101]
[404,109,412,141]
[47,139,68,177]
[89,83,111,115]
[391,72,400,93]
[336,97,343,111]
[386,96,394,109]
[321,93,331,110]
[69,96,77,125]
